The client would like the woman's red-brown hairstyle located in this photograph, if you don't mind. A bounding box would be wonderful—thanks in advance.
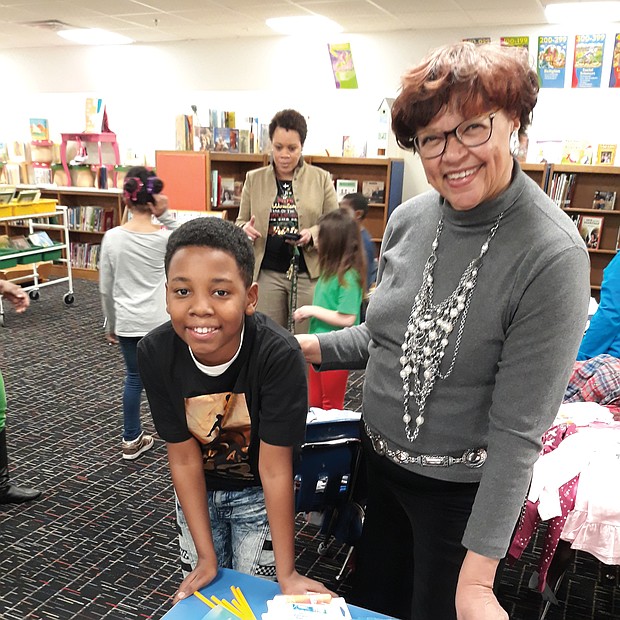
[392,42,539,152]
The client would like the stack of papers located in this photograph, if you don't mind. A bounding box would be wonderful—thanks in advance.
[262,595,352,619]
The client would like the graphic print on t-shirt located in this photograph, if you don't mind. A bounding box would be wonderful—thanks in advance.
[268,180,299,236]
[185,392,252,480]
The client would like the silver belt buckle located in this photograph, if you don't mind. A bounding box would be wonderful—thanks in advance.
[462,447,487,468]
[421,455,449,467]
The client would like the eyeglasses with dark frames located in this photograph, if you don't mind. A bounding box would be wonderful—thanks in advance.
[414,112,498,159]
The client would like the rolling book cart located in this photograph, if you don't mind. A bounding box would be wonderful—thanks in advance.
[0,203,74,326]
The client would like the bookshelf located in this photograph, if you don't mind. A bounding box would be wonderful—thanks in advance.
[207,152,268,221]
[155,151,268,222]
[548,164,620,295]
[10,186,123,281]
[155,152,405,242]
[521,163,548,191]
[304,156,404,243]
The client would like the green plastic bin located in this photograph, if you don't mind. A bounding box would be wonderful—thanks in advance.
[0,248,18,269]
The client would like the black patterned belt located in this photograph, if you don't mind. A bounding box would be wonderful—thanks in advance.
[364,422,487,469]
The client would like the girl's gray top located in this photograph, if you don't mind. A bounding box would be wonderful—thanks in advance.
[99,211,178,337]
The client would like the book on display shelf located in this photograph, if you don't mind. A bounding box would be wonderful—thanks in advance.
[28,231,55,247]
[362,180,385,203]
[0,188,15,204]
[219,177,235,206]
[592,190,616,211]
[15,189,41,203]
[335,179,358,202]
[9,235,31,250]
[233,180,243,206]
[578,214,604,250]
[596,143,617,165]
[29,118,49,141]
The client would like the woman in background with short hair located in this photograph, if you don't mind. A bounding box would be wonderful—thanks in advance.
[237,109,338,333]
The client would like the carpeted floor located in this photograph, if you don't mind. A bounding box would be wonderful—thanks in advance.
[0,278,618,619]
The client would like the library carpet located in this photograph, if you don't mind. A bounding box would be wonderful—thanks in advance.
[0,278,618,620]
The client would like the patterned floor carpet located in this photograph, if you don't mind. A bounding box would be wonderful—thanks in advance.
[0,278,618,619]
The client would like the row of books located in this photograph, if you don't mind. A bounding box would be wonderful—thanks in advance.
[66,206,115,233]
[0,230,55,251]
[551,173,617,210]
[197,126,269,155]
[533,140,618,166]
[549,172,577,207]
[69,242,100,270]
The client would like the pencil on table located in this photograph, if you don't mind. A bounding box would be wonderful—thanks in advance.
[232,586,257,620]
[210,595,244,619]
[193,591,215,608]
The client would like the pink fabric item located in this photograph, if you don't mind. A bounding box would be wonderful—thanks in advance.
[561,444,620,564]
[507,423,579,592]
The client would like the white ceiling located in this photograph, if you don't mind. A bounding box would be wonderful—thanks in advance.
[0,0,589,50]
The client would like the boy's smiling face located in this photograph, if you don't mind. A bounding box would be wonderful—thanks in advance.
[166,246,258,366]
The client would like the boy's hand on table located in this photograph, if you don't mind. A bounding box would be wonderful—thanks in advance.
[173,558,219,604]
[277,571,335,597]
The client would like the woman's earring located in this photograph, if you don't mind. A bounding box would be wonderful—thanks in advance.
[510,130,519,155]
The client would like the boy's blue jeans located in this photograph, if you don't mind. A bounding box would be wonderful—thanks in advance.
[118,336,144,442]
[176,486,276,579]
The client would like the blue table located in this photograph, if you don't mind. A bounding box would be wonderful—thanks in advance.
[161,568,393,619]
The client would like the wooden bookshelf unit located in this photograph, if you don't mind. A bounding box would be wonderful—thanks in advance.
[10,186,123,281]
[155,151,404,243]
[548,164,620,295]
[305,155,404,243]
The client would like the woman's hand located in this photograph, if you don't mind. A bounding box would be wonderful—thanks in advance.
[243,215,261,242]
[0,280,29,313]
[456,551,508,620]
[295,334,322,364]
[149,193,170,218]
[172,557,219,605]
[105,332,119,345]
[296,228,312,246]
[456,584,508,620]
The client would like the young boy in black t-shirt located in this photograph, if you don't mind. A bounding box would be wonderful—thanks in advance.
[137,218,329,603]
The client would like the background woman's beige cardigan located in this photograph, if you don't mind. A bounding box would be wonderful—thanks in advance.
[236,160,339,281]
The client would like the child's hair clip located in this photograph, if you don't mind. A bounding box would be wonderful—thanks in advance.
[145,176,164,195]
[123,177,143,203]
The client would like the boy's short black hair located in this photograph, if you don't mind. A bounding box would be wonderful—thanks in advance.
[341,192,369,219]
[165,218,255,287]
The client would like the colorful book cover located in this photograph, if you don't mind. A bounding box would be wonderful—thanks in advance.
[610,33,620,87]
[335,179,358,202]
[572,34,605,88]
[463,37,491,45]
[537,36,568,88]
[214,128,231,152]
[592,190,616,211]
[597,144,617,166]
[560,140,594,165]
[328,42,358,89]
[29,118,49,141]
[578,215,603,250]
[500,36,529,50]
[195,126,214,151]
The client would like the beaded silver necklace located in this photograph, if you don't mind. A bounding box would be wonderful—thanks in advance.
[400,211,504,442]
